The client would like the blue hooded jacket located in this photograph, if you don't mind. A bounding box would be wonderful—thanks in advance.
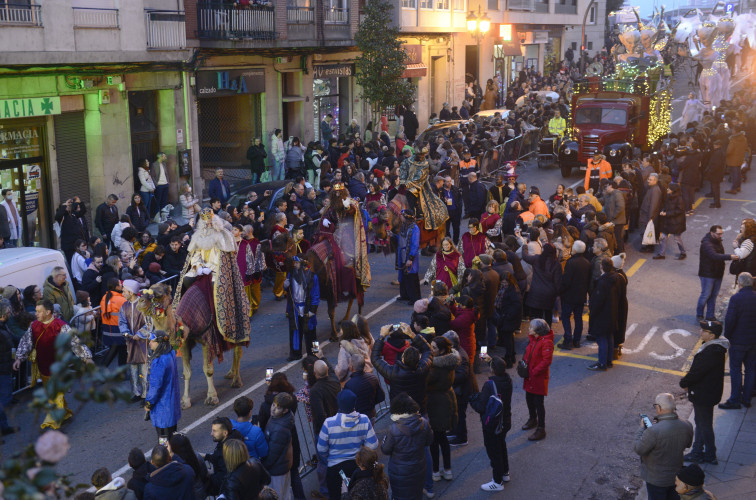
[146,350,181,429]
[143,461,195,500]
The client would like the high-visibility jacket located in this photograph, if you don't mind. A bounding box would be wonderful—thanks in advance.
[584,159,613,190]
[548,117,567,137]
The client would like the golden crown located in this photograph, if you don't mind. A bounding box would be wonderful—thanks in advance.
[200,208,214,222]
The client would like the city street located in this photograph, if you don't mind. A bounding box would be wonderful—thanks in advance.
[5,144,755,500]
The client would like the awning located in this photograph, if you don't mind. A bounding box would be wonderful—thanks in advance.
[496,40,523,57]
[402,63,427,78]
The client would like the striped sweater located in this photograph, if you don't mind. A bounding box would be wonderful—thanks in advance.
[316,411,378,467]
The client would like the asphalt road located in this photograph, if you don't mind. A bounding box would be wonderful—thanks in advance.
[4,78,753,498]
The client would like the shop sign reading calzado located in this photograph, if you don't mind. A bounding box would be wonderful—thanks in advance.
[0,97,61,119]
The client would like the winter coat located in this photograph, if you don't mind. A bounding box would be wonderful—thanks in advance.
[343,370,385,420]
[725,131,748,167]
[452,346,474,401]
[521,248,562,310]
[207,430,245,495]
[426,350,460,432]
[381,414,433,500]
[560,254,591,305]
[127,461,154,500]
[598,222,617,255]
[602,189,627,226]
[208,178,231,205]
[219,459,270,500]
[494,283,522,333]
[372,335,433,413]
[660,187,686,235]
[449,305,476,363]
[344,467,389,500]
[426,297,452,336]
[724,287,756,346]
[95,201,120,238]
[680,338,729,407]
[126,205,150,233]
[522,331,554,396]
[232,419,269,459]
[698,233,731,279]
[55,205,88,254]
[467,181,488,216]
[634,412,693,487]
[143,461,195,500]
[580,220,599,249]
[336,338,374,383]
[42,275,75,322]
[470,374,513,432]
[381,335,410,366]
[589,270,621,339]
[138,167,156,193]
[705,146,727,183]
[145,350,181,429]
[246,144,268,175]
[0,320,14,376]
[479,265,500,319]
[615,270,629,346]
[640,184,663,228]
[173,454,208,500]
[263,412,294,476]
[94,477,137,500]
[309,370,341,436]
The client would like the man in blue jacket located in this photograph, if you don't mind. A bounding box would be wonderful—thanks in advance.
[284,256,320,361]
[208,169,231,206]
[719,272,756,409]
[397,209,420,305]
[697,225,736,321]
[143,445,194,500]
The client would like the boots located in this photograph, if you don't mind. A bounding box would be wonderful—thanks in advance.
[521,418,537,431]
[528,427,546,441]
[612,345,622,361]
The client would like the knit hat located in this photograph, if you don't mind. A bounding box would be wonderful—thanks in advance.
[529,186,540,197]
[611,252,626,270]
[413,298,429,314]
[122,279,140,295]
[337,389,357,413]
[676,464,705,487]
[0,285,18,300]
[148,262,162,274]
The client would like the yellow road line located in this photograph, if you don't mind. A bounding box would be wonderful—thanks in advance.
[681,338,703,373]
[697,196,756,203]
[553,350,687,377]
[692,197,706,210]
[625,258,646,278]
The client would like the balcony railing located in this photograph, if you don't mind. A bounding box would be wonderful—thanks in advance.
[534,1,548,13]
[73,7,119,28]
[324,7,348,23]
[0,3,42,26]
[506,0,534,10]
[145,10,186,49]
[197,2,275,40]
[555,3,577,14]
[287,6,314,23]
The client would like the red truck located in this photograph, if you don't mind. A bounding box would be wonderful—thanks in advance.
[557,85,658,178]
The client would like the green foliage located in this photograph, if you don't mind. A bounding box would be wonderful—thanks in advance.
[0,330,131,499]
[355,0,415,116]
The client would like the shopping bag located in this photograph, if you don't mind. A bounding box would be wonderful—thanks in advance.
[260,170,271,183]
[642,220,656,246]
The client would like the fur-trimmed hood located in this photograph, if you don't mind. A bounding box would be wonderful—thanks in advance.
[341,338,370,357]
[432,349,460,369]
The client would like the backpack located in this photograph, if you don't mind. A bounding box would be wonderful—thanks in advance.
[481,380,504,435]
[730,238,756,276]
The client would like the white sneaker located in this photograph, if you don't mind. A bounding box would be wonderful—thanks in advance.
[432,471,442,481]
[481,480,505,492]
[423,488,436,498]
[502,473,511,483]
[442,469,453,480]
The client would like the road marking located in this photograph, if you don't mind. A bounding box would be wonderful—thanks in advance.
[693,197,706,210]
[553,350,687,376]
[111,294,401,479]
[681,338,703,372]
[623,326,659,354]
[651,329,692,360]
[625,258,646,278]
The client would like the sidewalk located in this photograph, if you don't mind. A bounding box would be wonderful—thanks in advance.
[635,379,756,500]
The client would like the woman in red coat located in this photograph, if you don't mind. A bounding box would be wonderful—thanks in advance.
[450,295,477,390]
[521,318,554,442]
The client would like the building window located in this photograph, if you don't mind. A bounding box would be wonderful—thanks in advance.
[420,0,432,9]
[588,5,596,24]
[571,41,577,50]
[488,0,498,10]
[453,0,465,11]
[587,41,593,50]
[437,0,450,9]
[402,0,416,8]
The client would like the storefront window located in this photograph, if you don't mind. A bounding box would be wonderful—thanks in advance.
[313,77,340,142]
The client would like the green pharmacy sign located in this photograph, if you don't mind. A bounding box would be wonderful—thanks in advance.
[0,97,61,119]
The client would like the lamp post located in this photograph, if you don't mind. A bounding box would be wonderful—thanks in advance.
[467,6,490,91]
[580,0,596,75]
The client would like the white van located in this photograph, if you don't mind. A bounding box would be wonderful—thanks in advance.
[0,247,76,299]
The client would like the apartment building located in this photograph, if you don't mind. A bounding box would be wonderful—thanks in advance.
[393,0,606,129]
[0,0,191,248]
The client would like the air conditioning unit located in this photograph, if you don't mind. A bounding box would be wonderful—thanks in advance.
[518,32,533,44]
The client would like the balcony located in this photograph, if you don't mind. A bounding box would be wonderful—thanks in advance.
[534,0,548,13]
[145,10,186,49]
[196,2,276,40]
[0,3,42,26]
[72,7,119,28]
[287,6,315,41]
[555,2,577,14]
[506,0,533,11]
[324,7,348,23]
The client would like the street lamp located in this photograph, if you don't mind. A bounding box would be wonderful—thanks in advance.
[467,6,490,91]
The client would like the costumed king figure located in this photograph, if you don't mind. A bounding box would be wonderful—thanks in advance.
[283,256,320,361]
[397,208,421,305]
[399,142,449,232]
[13,299,93,429]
